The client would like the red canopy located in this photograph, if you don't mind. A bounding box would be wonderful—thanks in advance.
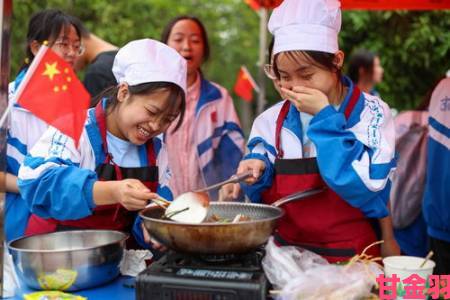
[247,0,450,10]
[341,0,450,10]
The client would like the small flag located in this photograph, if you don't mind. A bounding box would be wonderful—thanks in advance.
[233,66,259,102]
[15,45,90,147]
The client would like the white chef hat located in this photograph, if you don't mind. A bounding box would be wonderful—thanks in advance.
[268,0,341,55]
[112,38,187,94]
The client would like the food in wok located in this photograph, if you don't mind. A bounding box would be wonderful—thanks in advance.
[206,213,252,223]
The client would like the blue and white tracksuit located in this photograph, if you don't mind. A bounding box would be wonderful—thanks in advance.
[166,77,245,199]
[6,69,48,241]
[194,79,245,190]
[423,77,450,243]
[242,76,396,218]
[17,99,173,247]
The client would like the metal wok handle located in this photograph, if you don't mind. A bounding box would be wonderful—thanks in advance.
[272,187,326,207]
[196,170,254,193]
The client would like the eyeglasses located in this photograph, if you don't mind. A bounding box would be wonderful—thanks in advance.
[52,39,85,56]
[264,64,277,80]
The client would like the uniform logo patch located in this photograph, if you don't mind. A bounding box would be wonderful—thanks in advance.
[211,111,218,123]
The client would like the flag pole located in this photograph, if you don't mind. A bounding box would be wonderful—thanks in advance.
[239,83,253,136]
[0,45,47,128]
[256,8,268,115]
[0,0,13,296]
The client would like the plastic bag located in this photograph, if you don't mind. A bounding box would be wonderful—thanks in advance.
[23,291,86,300]
[119,249,153,277]
[2,245,20,298]
[262,237,328,289]
[262,237,382,300]
[280,262,382,300]
[37,269,78,290]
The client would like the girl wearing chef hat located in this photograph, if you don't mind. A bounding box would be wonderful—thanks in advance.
[18,39,186,246]
[235,0,397,262]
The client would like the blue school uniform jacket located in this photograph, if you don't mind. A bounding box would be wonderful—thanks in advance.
[6,69,49,241]
[17,99,173,247]
[242,76,396,218]
[423,77,450,243]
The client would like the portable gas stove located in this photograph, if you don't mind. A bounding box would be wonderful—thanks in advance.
[136,250,268,300]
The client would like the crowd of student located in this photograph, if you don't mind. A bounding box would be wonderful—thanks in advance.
[4,0,450,275]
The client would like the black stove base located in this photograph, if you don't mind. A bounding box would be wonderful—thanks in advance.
[136,251,268,300]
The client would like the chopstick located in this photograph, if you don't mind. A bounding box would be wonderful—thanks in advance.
[155,195,171,205]
[164,207,190,219]
[419,251,434,268]
[145,195,171,209]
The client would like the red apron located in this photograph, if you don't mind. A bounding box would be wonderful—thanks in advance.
[26,101,158,236]
[263,87,380,263]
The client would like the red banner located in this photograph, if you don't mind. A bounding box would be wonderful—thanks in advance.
[247,0,450,10]
[341,0,450,10]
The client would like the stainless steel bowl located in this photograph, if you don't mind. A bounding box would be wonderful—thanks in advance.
[8,230,128,291]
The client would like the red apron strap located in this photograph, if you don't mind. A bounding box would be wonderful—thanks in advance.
[95,100,124,220]
[95,100,110,159]
[142,139,158,193]
[145,140,156,166]
[275,100,292,159]
[344,85,362,120]
[95,99,158,218]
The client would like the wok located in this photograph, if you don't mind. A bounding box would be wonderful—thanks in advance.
[140,188,324,254]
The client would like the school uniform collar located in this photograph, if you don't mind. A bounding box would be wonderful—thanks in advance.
[195,76,222,116]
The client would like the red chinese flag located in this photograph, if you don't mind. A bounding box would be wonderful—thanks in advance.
[234,66,256,102]
[16,46,90,147]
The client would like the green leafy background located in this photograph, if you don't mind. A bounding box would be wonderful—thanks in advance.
[10,1,450,120]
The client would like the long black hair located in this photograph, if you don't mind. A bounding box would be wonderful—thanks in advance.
[347,49,377,83]
[161,15,210,62]
[19,9,87,73]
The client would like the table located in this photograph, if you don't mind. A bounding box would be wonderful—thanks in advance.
[13,276,135,299]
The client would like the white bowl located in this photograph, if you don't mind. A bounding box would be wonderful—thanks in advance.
[383,256,435,299]
[383,256,435,279]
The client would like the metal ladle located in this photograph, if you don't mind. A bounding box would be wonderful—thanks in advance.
[271,187,327,207]
[166,184,326,223]
[148,171,254,223]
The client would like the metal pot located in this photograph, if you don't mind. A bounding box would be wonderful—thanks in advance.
[140,202,283,254]
[8,230,128,291]
[140,188,325,255]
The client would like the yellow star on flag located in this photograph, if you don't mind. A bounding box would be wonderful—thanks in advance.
[42,62,61,81]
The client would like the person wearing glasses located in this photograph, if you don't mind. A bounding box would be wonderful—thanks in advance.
[263,39,400,259]
[229,0,398,262]
[263,38,284,100]
[5,9,87,241]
